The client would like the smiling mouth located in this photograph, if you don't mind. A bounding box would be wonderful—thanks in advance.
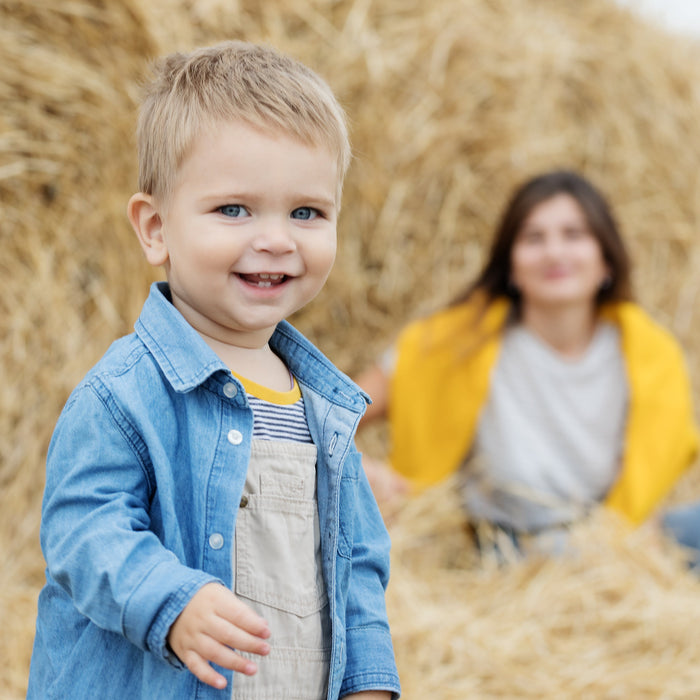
[238,273,288,288]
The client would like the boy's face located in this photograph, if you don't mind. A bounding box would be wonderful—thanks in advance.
[149,120,339,348]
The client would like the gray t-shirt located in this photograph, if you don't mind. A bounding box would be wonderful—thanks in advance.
[461,322,628,532]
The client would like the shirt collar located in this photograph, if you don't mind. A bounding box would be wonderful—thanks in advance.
[134,282,369,411]
[134,282,227,392]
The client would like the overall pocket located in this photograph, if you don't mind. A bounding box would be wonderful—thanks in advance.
[235,489,327,616]
[234,446,327,618]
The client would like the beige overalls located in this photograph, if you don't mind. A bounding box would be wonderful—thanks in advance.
[231,438,331,700]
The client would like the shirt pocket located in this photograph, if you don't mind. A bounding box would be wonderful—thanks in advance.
[234,474,327,618]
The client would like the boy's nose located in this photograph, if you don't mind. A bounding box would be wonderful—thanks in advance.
[252,219,297,254]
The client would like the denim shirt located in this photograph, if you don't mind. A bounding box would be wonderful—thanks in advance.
[28,282,400,700]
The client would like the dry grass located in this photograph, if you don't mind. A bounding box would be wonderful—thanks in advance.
[3,0,700,697]
[385,478,700,699]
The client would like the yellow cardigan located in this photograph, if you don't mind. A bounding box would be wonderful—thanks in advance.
[388,298,698,525]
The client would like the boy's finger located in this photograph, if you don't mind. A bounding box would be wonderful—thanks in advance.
[181,650,228,691]
[221,597,271,637]
[205,642,262,675]
[209,617,272,656]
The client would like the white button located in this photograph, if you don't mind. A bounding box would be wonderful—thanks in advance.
[223,382,238,398]
[227,429,243,445]
[208,533,224,550]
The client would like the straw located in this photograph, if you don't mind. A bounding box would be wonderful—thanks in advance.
[3,0,700,697]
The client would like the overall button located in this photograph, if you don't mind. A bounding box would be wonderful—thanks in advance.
[240,495,249,508]
[208,533,224,550]
[223,382,238,398]
[227,429,243,445]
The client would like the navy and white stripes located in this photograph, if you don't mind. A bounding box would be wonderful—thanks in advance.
[247,394,313,443]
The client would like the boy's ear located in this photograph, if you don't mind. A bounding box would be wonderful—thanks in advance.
[127,192,169,267]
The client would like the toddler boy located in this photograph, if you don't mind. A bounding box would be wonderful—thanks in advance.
[27,41,400,699]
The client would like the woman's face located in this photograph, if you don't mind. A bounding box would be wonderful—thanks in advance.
[510,194,610,311]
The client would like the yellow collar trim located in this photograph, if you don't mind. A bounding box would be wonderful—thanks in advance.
[231,371,301,405]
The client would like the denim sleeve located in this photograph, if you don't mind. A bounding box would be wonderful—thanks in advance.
[340,459,401,699]
[40,382,219,664]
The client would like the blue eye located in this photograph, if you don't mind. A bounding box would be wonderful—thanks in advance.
[291,207,318,221]
[219,204,248,218]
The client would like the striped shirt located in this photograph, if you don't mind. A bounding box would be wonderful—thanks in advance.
[232,371,313,443]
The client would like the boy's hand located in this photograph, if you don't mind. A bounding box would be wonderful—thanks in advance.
[168,582,271,690]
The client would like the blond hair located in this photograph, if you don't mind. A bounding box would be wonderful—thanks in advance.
[136,41,351,205]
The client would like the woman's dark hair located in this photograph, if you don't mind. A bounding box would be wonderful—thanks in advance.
[452,170,632,313]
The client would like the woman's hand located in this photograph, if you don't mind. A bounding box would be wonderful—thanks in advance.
[363,455,410,512]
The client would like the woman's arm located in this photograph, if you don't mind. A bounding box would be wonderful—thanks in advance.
[354,363,409,504]
[355,363,391,425]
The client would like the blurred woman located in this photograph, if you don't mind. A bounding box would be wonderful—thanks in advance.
[357,170,698,553]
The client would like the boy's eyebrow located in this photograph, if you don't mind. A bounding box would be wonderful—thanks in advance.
[201,191,338,209]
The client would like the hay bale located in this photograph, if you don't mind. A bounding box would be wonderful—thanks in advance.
[3,0,700,697]
[386,479,700,698]
[0,4,157,697]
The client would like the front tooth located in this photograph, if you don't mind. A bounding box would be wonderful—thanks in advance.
[259,273,270,280]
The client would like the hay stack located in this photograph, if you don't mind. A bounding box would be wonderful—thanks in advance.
[3,0,700,697]
[387,479,700,698]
